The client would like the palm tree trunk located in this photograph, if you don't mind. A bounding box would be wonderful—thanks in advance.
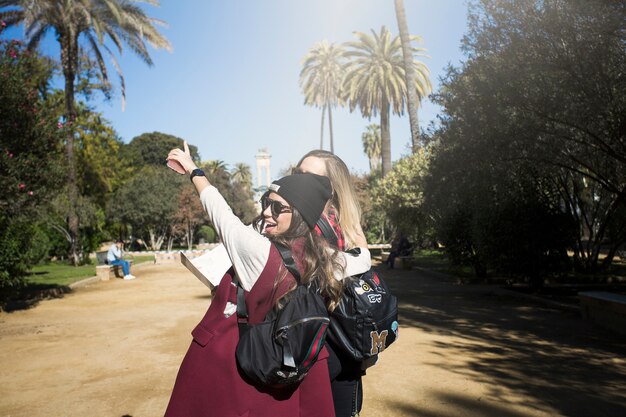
[320,102,326,149]
[381,101,392,177]
[328,103,334,154]
[394,0,421,153]
[60,32,80,266]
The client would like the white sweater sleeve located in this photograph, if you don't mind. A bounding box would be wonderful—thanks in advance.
[199,186,270,291]
[335,248,371,280]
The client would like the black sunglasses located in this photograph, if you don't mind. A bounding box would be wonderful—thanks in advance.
[260,195,291,219]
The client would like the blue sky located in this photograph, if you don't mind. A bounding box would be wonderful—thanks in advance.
[5,0,469,181]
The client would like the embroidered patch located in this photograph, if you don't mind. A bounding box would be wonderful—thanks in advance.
[391,320,399,338]
[269,183,280,192]
[372,273,381,286]
[369,330,389,355]
[354,279,370,295]
[367,293,382,303]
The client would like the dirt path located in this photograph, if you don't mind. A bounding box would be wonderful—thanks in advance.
[1,262,625,417]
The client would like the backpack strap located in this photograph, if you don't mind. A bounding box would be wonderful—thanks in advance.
[234,242,301,335]
[274,242,301,283]
[232,275,249,333]
[316,216,339,247]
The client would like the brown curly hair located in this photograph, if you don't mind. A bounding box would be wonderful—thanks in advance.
[253,206,344,311]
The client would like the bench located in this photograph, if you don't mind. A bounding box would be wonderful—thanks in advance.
[380,251,413,270]
[579,291,626,336]
[367,243,391,258]
[95,251,131,281]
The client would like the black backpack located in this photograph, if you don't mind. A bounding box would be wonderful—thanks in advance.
[316,217,399,370]
[235,244,330,388]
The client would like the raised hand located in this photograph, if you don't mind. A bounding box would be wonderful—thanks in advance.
[167,140,198,175]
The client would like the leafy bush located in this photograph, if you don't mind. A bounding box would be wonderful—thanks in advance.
[0,216,36,289]
[198,225,217,243]
[0,40,63,287]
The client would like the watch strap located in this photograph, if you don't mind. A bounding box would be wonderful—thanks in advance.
[190,168,206,182]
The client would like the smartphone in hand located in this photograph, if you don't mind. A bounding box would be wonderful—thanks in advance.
[166,159,186,174]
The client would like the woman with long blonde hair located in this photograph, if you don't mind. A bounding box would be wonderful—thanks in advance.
[295,149,370,417]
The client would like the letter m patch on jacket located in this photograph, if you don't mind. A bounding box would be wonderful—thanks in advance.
[369,330,389,355]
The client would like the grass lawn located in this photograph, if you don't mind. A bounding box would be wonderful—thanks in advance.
[410,249,626,287]
[26,255,155,287]
[27,263,96,287]
[0,255,156,309]
[411,249,476,279]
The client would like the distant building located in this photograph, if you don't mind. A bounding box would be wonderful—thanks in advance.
[254,148,271,211]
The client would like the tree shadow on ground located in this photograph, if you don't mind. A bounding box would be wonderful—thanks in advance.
[390,390,543,417]
[379,265,626,417]
[1,284,71,312]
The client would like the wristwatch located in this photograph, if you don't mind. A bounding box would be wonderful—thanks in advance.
[190,168,206,182]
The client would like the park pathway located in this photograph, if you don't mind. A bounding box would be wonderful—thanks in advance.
[1,261,625,417]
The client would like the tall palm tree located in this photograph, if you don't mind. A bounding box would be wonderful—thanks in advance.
[343,26,431,176]
[394,0,421,152]
[299,40,345,154]
[0,0,171,265]
[361,124,382,174]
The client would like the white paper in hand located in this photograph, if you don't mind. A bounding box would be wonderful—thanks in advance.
[180,244,232,289]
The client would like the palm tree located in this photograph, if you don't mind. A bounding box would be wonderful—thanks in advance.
[0,0,171,265]
[231,162,253,189]
[204,160,229,176]
[361,124,382,174]
[394,0,421,152]
[299,40,345,153]
[343,26,431,176]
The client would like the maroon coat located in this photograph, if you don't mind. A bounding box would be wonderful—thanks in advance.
[165,244,335,417]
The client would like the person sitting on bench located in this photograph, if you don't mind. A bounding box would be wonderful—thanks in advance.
[107,240,136,280]
[386,234,412,269]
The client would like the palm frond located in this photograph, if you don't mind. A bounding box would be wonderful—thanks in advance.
[3,0,170,111]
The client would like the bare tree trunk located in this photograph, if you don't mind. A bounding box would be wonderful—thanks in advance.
[149,229,165,251]
[380,101,392,176]
[187,218,193,251]
[60,32,80,266]
[394,0,421,153]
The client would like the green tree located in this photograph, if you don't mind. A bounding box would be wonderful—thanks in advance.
[352,174,387,243]
[371,147,431,243]
[394,0,422,151]
[0,39,63,217]
[108,166,184,251]
[361,124,382,174]
[200,161,257,225]
[1,0,171,265]
[343,26,431,176]
[424,131,575,282]
[432,0,625,272]
[127,131,200,167]
[171,186,206,250]
[0,39,64,287]
[203,160,229,176]
[44,191,102,263]
[231,162,253,190]
[74,109,129,207]
[300,40,346,153]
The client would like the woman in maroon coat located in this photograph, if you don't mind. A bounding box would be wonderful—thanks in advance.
[164,143,371,417]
